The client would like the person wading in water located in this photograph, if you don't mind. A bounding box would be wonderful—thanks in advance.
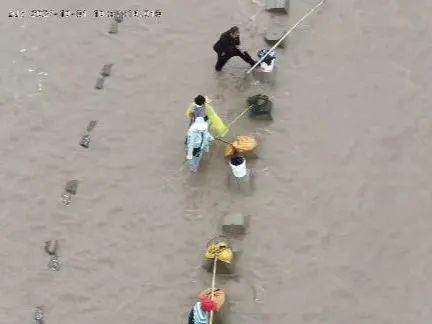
[185,117,214,173]
[213,26,256,71]
[186,95,229,137]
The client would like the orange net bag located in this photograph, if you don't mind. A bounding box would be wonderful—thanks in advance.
[224,136,257,157]
[198,288,225,311]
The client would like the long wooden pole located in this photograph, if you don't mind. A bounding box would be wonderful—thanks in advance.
[208,257,217,324]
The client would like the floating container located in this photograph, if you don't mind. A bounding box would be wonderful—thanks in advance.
[265,0,290,14]
[229,156,247,178]
[260,59,275,73]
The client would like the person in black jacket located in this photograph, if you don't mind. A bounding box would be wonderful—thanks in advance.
[213,26,256,71]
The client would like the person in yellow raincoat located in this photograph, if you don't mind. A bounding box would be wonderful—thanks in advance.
[186,95,229,138]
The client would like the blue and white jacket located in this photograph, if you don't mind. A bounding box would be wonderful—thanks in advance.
[186,128,214,158]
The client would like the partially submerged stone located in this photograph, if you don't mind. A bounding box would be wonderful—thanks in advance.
[33,306,44,323]
[80,134,91,148]
[95,77,104,90]
[114,12,123,23]
[264,27,286,48]
[87,120,98,132]
[265,0,290,14]
[65,180,79,195]
[109,21,118,34]
[44,240,58,256]
[222,212,247,235]
[250,108,273,120]
[48,255,61,271]
[100,64,113,77]
[247,94,273,120]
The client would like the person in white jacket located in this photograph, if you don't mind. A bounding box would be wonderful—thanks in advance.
[185,117,214,173]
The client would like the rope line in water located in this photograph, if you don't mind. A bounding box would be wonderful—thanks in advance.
[246,0,326,74]
[225,105,254,130]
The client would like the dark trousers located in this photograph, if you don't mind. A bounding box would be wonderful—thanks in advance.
[188,309,194,324]
[215,48,255,71]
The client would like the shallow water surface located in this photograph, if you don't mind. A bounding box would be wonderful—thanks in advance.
[1,0,432,323]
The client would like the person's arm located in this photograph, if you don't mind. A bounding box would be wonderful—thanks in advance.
[203,132,214,152]
[233,36,240,46]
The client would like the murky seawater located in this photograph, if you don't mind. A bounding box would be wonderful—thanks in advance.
[1,0,432,323]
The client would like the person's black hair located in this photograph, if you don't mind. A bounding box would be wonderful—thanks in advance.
[229,26,239,34]
[194,95,206,106]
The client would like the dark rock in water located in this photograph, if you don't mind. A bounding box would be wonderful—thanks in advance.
[44,240,58,256]
[34,306,44,323]
[95,77,104,90]
[80,134,91,148]
[114,12,124,23]
[222,212,248,235]
[109,22,118,34]
[247,94,273,120]
[87,120,98,132]
[100,64,113,77]
[252,114,273,121]
[265,0,289,14]
[48,255,61,271]
[264,27,286,48]
[65,180,79,195]
[250,111,273,120]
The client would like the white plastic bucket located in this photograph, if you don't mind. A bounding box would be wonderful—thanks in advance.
[230,156,247,178]
[260,59,275,73]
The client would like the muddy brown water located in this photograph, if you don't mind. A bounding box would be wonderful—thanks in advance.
[1,0,432,323]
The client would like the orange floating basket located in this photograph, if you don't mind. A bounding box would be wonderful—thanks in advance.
[198,288,226,311]
[224,136,257,158]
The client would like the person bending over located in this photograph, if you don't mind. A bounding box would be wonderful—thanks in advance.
[213,26,256,71]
